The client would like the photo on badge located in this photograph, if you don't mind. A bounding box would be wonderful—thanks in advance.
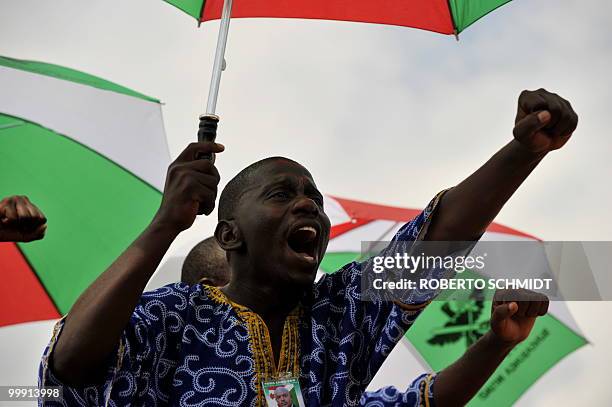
[262,378,306,407]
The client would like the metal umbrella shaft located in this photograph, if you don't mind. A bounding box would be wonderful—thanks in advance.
[199,0,233,145]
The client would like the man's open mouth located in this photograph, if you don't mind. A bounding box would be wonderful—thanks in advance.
[287,225,318,264]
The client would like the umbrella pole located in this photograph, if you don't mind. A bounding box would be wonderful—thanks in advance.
[198,0,233,146]
[206,0,233,116]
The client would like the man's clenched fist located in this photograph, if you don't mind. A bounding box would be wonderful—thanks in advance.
[153,142,224,233]
[489,289,549,347]
[513,88,579,153]
[0,195,47,242]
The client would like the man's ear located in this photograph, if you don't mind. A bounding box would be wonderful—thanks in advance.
[215,220,243,251]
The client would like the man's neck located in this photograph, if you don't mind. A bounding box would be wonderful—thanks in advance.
[221,277,303,318]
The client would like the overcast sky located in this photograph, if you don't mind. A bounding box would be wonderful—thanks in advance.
[1,0,611,405]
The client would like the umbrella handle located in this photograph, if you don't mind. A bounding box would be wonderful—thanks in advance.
[197,114,219,161]
[196,114,219,215]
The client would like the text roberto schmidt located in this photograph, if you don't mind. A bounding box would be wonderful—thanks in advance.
[369,253,553,291]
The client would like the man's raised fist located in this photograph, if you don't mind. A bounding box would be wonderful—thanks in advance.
[489,288,549,347]
[0,195,47,242]
[513,88,579,153]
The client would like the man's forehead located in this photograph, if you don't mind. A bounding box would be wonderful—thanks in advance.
[261,159,312,177]
[245,160,317,193]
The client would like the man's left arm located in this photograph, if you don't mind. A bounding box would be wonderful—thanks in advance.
[425,89,578,241]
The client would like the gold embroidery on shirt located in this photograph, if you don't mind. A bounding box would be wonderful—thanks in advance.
[207,286,301,406]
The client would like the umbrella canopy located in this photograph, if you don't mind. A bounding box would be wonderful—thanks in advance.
[166,0,513,35]
[0,56,170,327]
[322,195,586,406]
[162,0,516,136]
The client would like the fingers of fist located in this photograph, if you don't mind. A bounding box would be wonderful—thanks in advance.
[513,88,578,152]
[157,143,224,230]
[0,195,47,242]
[489,289,549,346]
[492,289,549,319]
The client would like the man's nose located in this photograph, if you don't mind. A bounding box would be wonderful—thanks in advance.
[292,196,319,216]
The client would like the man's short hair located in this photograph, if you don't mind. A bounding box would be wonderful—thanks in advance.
[218,157,309,221]
[181,237,229,286]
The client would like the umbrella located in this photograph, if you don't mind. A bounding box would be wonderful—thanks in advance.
[162,0,516,141]
[0,55,170,389]
[322,194,586,406]
[0,55,170,328]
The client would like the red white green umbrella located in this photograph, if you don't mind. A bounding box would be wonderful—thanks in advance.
[0,55,169,387]
[0,55,169,328]
[322,194,587,406]
[162,0,516,140]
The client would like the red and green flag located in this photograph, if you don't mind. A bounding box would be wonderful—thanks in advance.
[165,0,513,35]
[322,195,587,406]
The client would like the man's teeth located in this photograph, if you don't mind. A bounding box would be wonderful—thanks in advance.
[298,226,317,236]
[299,253,315,262]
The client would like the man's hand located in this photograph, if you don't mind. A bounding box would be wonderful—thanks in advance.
[513,88,579,153]
[434,289,550,406]
[0,195,47,242]
[490,289,549,347]
[153,142,224,233]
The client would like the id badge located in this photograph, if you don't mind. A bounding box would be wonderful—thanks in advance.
[262,374,305,407]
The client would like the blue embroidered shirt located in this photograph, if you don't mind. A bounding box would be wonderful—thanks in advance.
[39,194,448,406]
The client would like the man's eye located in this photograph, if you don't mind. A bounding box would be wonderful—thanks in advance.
[271,191,289,199]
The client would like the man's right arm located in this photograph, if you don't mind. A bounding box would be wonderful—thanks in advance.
[361,289,549,407]
[51,142,224,385]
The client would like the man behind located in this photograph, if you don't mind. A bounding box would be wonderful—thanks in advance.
[39,89,578,406]
[181,236,230,286]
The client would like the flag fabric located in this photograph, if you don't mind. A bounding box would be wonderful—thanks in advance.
[165,0,513,35]
[0,55,170,326]
[321,195,587,406]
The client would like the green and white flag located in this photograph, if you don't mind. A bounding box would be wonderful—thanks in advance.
[321,195,587,406]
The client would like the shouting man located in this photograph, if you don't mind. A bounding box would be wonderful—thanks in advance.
[39,89,577,406]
